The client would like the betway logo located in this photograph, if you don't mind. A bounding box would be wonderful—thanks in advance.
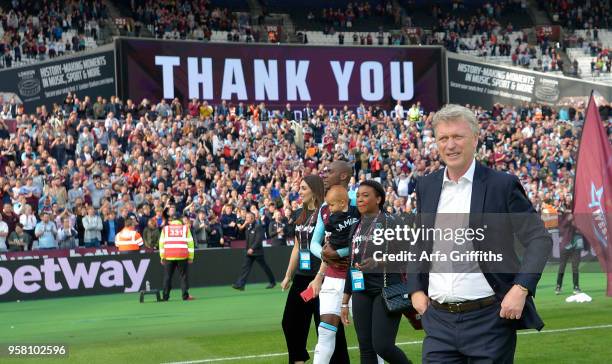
[0,258,150,295]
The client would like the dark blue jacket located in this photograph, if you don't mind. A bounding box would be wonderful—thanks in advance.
[408,162,552,330]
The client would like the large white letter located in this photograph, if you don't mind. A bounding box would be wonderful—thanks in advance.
[221,59,248,100]
[391,62,414,100]
[360,61,384,101]
[0,267,12,295]
[14,265,41,294]
[254,59,279,101]
[286,60,311,101]
[330,61,354,101]
[40,258,62,292]
[155,56,180,99]
[188,57,213,100]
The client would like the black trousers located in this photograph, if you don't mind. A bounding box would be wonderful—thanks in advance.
[557,248,581,288]
[352,291,411,364]
[422,301,516,364]
[162,260,189,300]
[235,254,276,287]
[281,274,350,363]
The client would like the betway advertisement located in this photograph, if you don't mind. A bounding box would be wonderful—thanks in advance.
[116,38,444,110]
[0,254,150,301]
[0,247,291,301]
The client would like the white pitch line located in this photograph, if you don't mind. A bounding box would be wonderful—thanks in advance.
[162,324,612,364]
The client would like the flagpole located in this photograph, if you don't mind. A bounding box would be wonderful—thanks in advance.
[570,90,594,209]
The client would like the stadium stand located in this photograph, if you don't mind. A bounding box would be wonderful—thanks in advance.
[566,29,612,82]
[0,0,106,69]
[118,0,255,42]
[0,0,610,253]
[0,89,609,251]
[262,0,401,32]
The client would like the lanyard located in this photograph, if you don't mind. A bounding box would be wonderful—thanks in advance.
[350,213,380,267]
[298,208,317,250]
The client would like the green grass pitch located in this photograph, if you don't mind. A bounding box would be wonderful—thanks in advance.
[1,268,612,363]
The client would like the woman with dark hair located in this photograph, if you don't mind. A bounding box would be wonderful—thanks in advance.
[341,180,412,363]
[280,174,331,364]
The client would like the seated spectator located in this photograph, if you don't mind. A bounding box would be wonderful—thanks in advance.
[8,223,32,251]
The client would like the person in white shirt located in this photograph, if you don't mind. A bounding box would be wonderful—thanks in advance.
[408,104,551,363]
[395,172,410,197]
[0,214,8,252]
[19,204,37,249]
[393,100,404,119]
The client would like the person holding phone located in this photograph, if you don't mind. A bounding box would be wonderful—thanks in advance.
[280,175,326,364]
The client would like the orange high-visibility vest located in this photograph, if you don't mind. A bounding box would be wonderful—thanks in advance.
[115,228,144,251]
[159,222,195,261]
[541,204,559,229]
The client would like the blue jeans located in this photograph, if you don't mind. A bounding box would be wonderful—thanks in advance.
[84,239,100,248]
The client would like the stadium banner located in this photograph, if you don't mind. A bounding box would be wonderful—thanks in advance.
[115,37,444,110]
[0,44,116,112]
[0,247,291,302]
[447,53,612,108]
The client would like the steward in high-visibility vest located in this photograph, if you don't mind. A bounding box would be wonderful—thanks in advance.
[408,104,420,122]
[115,214,144,252]
[159,219,195,301]
[541,203,559,230]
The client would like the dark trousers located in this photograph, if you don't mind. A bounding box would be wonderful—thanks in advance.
[281,274,350,364]
[422,301,516,364]
[162,259,189,300]
[557,248,581,288]
[235,254,276,287]
[352,291,411,364]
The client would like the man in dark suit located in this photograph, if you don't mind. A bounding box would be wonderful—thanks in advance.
[409,104,552,363]
[232,212,276,290]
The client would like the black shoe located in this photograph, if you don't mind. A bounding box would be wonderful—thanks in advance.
[555,285,561,295]
[232,284,245,291]
[266,283,276,289]
[573,287,582,294]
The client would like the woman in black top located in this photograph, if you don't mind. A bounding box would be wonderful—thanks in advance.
[281,174,336,364]
[341,180,412,364]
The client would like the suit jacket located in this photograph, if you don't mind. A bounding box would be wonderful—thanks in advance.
[408,162,552,330]
[245,222,265,256]
[268,218,288,246]
[102,218,124,244]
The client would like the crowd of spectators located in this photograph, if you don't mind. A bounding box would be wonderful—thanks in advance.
[545,0,611,30]
[590,50,611,76]
[0,0,107,69]
[0,90,610,253]
[312,1,400,34]
[128,0,254,42]
[324,2,565,75]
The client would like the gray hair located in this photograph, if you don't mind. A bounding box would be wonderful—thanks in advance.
[432,104,479,135]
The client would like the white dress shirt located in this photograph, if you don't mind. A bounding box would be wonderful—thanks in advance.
[429,159,495,303]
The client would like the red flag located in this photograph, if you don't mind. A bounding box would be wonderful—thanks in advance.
[573,93,612,296]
